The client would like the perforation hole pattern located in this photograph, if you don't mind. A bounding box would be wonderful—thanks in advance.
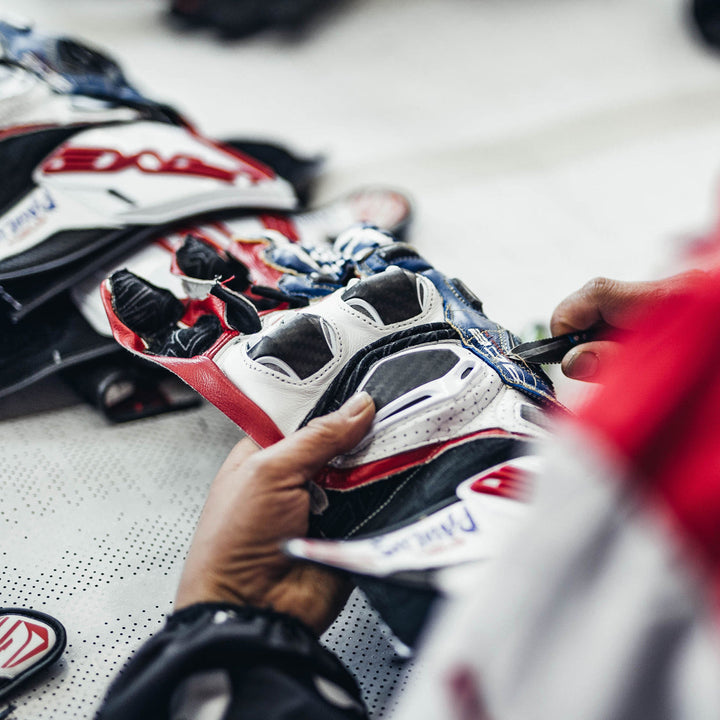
[0,396,410,718]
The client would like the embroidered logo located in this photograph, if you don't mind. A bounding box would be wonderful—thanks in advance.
[0,610,66,701]
[0,187,56,259]
[0,616,52,677]
[42,146,252,184]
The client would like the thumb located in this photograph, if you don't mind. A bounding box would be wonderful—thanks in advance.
[260,392,376,483]
[561,340,623,381]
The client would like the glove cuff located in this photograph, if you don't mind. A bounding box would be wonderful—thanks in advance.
[98,602,365,719]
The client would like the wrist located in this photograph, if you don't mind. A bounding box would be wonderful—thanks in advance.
[175,576,248,612]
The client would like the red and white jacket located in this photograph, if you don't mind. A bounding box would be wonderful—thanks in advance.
[394,267,720,720]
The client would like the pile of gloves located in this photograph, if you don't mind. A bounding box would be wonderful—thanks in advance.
[0,17,410,421]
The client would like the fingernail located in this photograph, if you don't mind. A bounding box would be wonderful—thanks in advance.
[564,350,598,380]
[341,391,374,417]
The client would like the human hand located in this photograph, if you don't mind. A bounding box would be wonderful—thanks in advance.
[175,391,375,635]
[550,271,706,381]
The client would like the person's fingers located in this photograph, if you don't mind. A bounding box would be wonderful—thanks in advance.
[175,393,375,612]
[561,340,623,381]
[551,277,643,336]
[252,392,375,486]
[551,278,609,336]
[550,272,707,337]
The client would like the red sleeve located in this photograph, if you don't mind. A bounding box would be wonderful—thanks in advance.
[576,269,720,606]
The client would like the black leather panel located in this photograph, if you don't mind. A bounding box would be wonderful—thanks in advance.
[341,268,422,324]
[248,314,333,380]
[362,348,459,412]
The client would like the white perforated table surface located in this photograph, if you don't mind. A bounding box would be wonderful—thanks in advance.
[3,0,720,717]
[0,384,412,718]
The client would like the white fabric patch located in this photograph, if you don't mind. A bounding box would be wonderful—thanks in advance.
[170,669,232,720]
